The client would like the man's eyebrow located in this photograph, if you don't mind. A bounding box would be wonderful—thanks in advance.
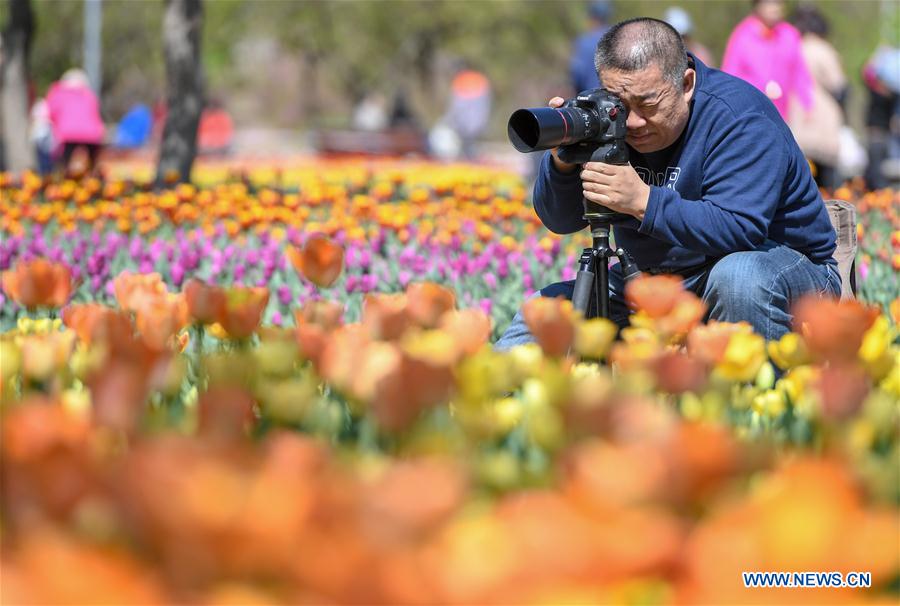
[631,91,660,102]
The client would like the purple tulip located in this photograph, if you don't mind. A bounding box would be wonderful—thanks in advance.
[171,264,185,286]
[278,284,292,306]
[478,298,492,316]
[360,274,378,293]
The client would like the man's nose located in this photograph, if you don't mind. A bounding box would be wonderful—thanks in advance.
[626,111,647,129]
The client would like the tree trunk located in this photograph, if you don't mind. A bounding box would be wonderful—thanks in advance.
[0,0,35,173]
[155,0,203,186]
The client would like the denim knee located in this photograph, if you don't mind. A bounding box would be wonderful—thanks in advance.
[702,248,812,341]
[704,252,775,314]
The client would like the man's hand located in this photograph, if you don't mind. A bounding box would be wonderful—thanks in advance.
[580,161,651,221]
[548,96,579,174]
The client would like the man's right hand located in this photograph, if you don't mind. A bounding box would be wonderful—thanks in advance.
[548,96,580,174]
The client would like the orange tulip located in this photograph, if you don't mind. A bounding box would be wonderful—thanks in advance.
[815,363,870,421]
[2,258,74,309]
[361,458,467,538]
[439,309,492,356]
[792,296,880,363]
[362,293,412,341]
[1,532,167,605]
[625,274,685,317]
[197,386,258,440]
[369,346,456,432]
[654,350,708,394]
[62,303,133,346]
[183,278,226,325]
[687,321,754,367]
[215,286,270,340]
[627,274,706,341]
[134,293,190,351]
[294,299,344,331]
[112,271,168,313]
[318,324,376,396]
[521,296,577,357]
[286,235,344,288]
[406,282,456,328]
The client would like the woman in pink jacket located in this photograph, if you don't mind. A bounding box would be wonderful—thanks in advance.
[722,0,814,120]
[45,68,105,173]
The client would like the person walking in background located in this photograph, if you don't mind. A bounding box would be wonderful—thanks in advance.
[722,0,813,120]
[788,4,849,189]
[862,44,900,190]
[29,98,54,175]
[440,63,491,160]
[45,68,105,174]
[664,6,715,68]
[570,0,613,93]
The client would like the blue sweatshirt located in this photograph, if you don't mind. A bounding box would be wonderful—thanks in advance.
[534,55,837,271]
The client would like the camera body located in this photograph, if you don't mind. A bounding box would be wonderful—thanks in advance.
[555,88,629,165]
[507,88,629,166]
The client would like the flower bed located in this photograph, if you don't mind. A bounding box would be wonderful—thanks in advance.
[1,164,898,604]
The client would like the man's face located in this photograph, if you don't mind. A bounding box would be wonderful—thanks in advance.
[599,63,695,153]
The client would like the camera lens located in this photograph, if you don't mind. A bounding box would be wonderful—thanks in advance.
[507,107,598,152]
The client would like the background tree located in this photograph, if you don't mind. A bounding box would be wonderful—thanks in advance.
[156,0,203,186]
[7,0,892,146]
[0,0,35,172]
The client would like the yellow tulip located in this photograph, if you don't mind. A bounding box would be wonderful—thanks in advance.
[491,397,525,434]
[574,317,618,359]
[715,331,766,382]
[767,332,810,370]
[857,316,897,381]
[752,389,787,418]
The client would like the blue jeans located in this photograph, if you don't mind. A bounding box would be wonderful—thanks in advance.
[494,244,841,350]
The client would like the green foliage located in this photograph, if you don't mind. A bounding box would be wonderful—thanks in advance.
[4,0,891,132]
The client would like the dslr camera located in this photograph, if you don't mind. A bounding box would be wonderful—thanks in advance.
[507,88,628,166]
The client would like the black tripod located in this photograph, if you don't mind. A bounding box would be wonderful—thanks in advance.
[570,205,641,320]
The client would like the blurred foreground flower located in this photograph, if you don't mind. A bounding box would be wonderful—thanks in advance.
[2,258,74,309]
[521,296,577,357]
[626,274,706,342]
[793,296,880,363]
[216,286,270,339]
[184,278,226,325]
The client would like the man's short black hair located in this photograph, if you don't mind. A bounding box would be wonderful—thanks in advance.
[595,18,690,87]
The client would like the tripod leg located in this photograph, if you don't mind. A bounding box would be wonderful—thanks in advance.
[598,258,609,319]
[572,267,595,316]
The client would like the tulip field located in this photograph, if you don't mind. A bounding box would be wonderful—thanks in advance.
[0,161,898,604]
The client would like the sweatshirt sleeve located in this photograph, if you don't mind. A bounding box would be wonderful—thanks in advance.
[638,111,788,256]
[532,152,589,235]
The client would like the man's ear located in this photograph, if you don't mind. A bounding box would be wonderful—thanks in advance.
[683,68,696,103]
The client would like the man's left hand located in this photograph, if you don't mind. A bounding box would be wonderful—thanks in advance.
[580,162,651,221]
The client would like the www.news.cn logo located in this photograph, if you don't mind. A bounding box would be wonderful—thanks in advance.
[743,571,872,588]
